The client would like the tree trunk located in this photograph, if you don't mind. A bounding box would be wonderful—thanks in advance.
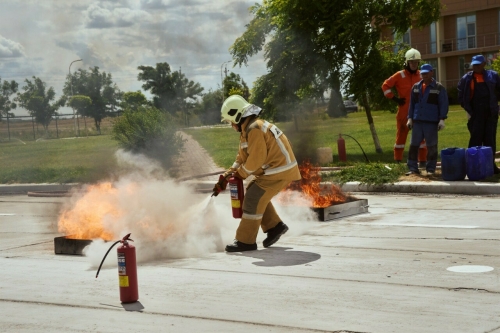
[95,118,101,135]
[361,94,383,153]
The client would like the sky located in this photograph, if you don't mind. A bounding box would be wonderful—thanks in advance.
[0,0,267,116]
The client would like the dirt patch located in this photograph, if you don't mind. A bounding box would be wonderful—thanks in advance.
[399,169,443,182]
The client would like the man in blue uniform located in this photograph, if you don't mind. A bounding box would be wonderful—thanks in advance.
[457,54,500,174]
[406,64,449,175]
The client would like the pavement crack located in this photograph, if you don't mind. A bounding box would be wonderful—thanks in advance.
[0,240,53,251]
[451,287,494,293]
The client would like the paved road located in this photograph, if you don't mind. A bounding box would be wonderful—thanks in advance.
[1,191,500,333]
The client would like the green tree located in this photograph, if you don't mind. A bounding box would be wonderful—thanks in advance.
[137,63,204,118]
[16,76,65,134]
[0,77,18,121]
[230,0,441,153]
[193,89,223,125]
[68,95,92,115]
[112,106,185,170]
[121,91,150,111]
[223,72,250,100]
[63,66,121,134]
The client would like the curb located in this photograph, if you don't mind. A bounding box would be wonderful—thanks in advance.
[339,181,500,195]
[0,183,79,195]
[2,180,500,196]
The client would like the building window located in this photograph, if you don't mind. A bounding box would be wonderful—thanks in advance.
[430,22,437,54]
[457,14,476,50]
[393,29,411,52]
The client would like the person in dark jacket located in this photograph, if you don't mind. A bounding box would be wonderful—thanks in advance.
[457,54,500,174]
[406,64,449,175]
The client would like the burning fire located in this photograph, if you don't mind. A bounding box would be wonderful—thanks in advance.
[58,182,121,240]
[284,160,348,208]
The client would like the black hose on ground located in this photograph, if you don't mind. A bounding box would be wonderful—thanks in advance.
[341,134,370,163]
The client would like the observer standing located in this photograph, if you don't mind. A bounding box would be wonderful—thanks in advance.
[457,54,500,174]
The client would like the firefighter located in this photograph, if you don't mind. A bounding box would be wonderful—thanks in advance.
[382,48,427,166]
[406,64,449,175]
[457,54,500,174]
[212,95,301,252]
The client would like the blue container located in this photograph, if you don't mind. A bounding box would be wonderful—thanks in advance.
[465,146,493,181]
[440,147,466,181]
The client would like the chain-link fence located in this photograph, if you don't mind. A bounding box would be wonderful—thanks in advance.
[0,112,121,141]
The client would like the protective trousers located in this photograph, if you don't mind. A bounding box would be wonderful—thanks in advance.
[407,121,438,172]
[468,81,498,171]
[395,115,427,162]
[235,178,290,244]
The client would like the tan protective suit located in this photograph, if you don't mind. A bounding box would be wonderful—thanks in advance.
[223,116,301,244]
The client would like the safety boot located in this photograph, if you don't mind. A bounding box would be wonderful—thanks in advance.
[263,222,289,248]
[225,240,257,252]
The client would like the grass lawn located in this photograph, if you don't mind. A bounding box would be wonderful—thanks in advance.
[185,105,500,184]
[185,105,494,167]
[0,135,119,183]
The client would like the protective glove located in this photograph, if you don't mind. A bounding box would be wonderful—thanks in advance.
[232,170,244,179]
[392,96,406,106]
[466,112,471,120]
[406,118,413,130]
[212,174,229,197]
[438,119,445,131]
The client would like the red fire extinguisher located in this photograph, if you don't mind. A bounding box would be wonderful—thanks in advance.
[228,175,244,218]
[337,134,347,162]
[96,233,138,303]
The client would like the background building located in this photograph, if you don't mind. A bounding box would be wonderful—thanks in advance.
[382,0,500,95]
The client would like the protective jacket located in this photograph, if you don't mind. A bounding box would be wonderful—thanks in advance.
[457,70,500,117]
[382,68,421,119]
[408,79,449,123]
[224,117,301,182]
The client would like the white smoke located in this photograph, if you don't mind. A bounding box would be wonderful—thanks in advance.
[77,150,316,268]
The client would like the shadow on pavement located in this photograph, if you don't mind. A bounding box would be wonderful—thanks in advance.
[231,246,321,267]
[122,301,145,312]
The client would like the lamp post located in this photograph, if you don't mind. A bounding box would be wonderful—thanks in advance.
[220,60,231,103]
[69,59,82,136]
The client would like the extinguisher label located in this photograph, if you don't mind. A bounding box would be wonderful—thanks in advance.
[231,200,241,208]
[117,253,126,276]
[119,275,129,287]
[229,184,238,199]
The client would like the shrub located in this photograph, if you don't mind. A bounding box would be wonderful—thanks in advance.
[112,106,185,169]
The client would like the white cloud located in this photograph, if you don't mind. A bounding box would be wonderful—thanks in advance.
[84,2,151,28]
[0,35,25,58]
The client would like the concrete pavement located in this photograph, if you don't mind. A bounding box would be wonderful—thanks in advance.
[1,192,500,332]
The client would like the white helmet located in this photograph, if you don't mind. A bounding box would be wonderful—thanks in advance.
[405,48,421,62]
[221,95,251,124]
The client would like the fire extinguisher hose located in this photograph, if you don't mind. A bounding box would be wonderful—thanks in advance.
[95,240,121,278]
[95,233,133,278]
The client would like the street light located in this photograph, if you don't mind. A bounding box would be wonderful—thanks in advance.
[220,60,231,103]
[69,59,82,136]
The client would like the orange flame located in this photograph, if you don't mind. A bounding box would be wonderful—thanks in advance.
[57,182,121,240]
[285,160,347,208]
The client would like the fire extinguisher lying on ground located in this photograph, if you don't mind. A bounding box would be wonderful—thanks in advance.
[96,233,138,303]
[212,173,245,219]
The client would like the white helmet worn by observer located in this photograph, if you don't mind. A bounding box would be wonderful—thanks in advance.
[405,48,421,62]
[221,95,251,124]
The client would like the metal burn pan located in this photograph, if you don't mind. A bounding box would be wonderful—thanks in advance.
[313,199,369,221]
[54,236,92,255]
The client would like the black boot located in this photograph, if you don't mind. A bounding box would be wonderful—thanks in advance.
[225,240,257,252]
[263,222,289,248]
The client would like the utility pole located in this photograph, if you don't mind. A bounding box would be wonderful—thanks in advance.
[69,59,82,136]
[220,60,231,103]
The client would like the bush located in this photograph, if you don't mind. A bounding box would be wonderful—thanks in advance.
[112,106,185,169]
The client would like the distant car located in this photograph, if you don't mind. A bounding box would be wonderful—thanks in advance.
[343,100,358,113]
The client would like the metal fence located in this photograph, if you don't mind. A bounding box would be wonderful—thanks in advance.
[0,112,120,142]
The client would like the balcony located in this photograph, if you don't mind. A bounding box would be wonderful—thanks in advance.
[413,32,500,56]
